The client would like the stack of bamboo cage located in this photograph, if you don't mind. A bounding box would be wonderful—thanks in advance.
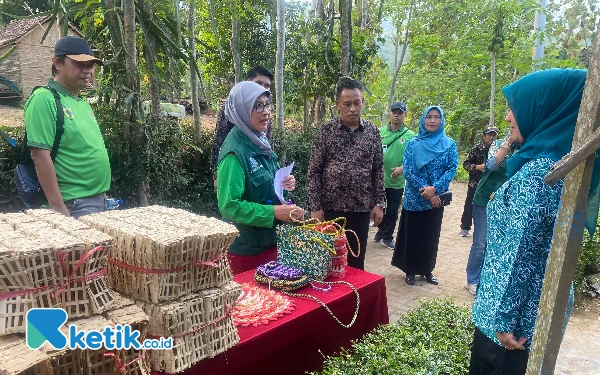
[80,206,242,373]
[0,211,151,375]
[0,293,151,375]
[0,211,115,334]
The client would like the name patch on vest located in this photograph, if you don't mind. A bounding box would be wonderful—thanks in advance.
[249,157,264,173]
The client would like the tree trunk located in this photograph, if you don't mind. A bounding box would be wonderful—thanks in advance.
[143,2,161,118]
[489,50,496,126]
[377,0,385,24]
[275,0,285,132]
[339,0,351,75]
[231,0,242,83]
[317,0,326,19]
[533,0,547,63]
[383,1,413,124]
[361,0,367,29]
[189,0,202,142]
[124,0,149,206]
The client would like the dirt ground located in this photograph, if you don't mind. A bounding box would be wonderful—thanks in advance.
[0,105,23,128]
[0,105,219,129]
[364,182,600,374]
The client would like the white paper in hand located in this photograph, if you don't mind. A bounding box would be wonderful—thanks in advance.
[274,162,294,204]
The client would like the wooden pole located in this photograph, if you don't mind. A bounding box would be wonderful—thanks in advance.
[527,23,600,374]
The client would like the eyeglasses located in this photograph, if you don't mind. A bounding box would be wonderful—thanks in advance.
[253,102,272,113]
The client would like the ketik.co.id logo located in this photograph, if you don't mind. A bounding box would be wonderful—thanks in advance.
[26,308,172,350]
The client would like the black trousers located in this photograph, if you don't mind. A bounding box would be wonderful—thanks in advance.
[376,188,404,241]
[460,184,477,230]
[324,210,370,270]
[469,328,529,375]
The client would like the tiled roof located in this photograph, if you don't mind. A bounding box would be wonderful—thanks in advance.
[0,15,51,48]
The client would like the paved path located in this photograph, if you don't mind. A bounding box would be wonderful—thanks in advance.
[363,182,600,374]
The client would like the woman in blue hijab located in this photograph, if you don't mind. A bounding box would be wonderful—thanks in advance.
[391,106,458,286]
[470,68,593,375]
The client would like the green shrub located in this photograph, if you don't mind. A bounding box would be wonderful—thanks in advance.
[575,227,600,294]
[454,155,469,183]
[272,126,317,210]
[313,298,473,375]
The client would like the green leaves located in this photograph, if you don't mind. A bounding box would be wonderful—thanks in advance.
[313,298,474,375]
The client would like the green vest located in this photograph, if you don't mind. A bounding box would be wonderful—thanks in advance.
[217,127,281,255]
[472,144,510,207]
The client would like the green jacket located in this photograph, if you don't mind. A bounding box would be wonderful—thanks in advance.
[472,142,510,207]
[217,127,281,255]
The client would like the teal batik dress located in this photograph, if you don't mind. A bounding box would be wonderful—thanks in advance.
[472,157,574,351]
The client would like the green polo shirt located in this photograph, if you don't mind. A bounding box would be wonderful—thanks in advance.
[24,79,110,201]
[378,124,415,189]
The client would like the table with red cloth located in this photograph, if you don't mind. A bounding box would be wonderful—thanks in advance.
[150,267,388,375]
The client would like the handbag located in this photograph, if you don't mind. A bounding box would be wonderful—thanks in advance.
[14,86,65,208]
[254,261,360,328]
[277,210,359,280]
[312,222,360,278]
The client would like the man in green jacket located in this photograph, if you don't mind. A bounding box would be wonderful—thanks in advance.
[374,102,416,249]
[24,36,109,218]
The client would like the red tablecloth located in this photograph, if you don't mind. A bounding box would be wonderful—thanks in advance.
[150,267,388,375]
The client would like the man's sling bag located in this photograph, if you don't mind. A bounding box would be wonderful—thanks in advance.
[14,86,64,208]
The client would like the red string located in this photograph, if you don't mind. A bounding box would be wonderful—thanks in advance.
[108,253,222,274]
[146,304,233,340]
[103,350,147,374]
[0,246,107,301]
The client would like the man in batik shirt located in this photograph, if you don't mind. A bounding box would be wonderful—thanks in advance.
[307,77,385,270]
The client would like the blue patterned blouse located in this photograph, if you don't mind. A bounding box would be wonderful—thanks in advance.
[472,158,574,351]
[402,138,458,211]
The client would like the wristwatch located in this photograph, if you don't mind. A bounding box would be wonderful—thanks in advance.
[376,202,386,209]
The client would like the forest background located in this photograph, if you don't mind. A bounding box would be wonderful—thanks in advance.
[0,0,596,222]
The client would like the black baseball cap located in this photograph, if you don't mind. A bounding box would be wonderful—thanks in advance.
[391,102,407,113]
[54,36,103,66]
[483,124,499,134]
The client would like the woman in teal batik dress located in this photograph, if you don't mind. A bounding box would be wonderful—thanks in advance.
[470,68,600,375]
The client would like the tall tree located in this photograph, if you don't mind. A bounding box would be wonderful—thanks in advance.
[142,1,161,118]
[231,0,242,83]
[339,0,351,75]
[383,0,413,125]
[189,0,202,141]
[275,0,286,131]
[489,5,508,126]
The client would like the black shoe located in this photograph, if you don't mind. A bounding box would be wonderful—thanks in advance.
[405,274,416,285]
[374,231,383,243]
[424,273,439,285]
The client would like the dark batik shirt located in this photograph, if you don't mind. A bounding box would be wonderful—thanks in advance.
[210,105,273,177]
[463,141,488,188]
[307,117,385,213]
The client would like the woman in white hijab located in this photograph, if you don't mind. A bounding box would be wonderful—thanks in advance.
[216,81,300,274]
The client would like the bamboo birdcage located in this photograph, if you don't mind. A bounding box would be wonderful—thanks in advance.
[0,212,115,335]
[135,281,241,374]
[0,300,150,375]
[80,207,238,304]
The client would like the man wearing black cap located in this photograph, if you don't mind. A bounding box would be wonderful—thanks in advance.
[22,36,109,217]
[374,102,415,249]
[459,124,498,237]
